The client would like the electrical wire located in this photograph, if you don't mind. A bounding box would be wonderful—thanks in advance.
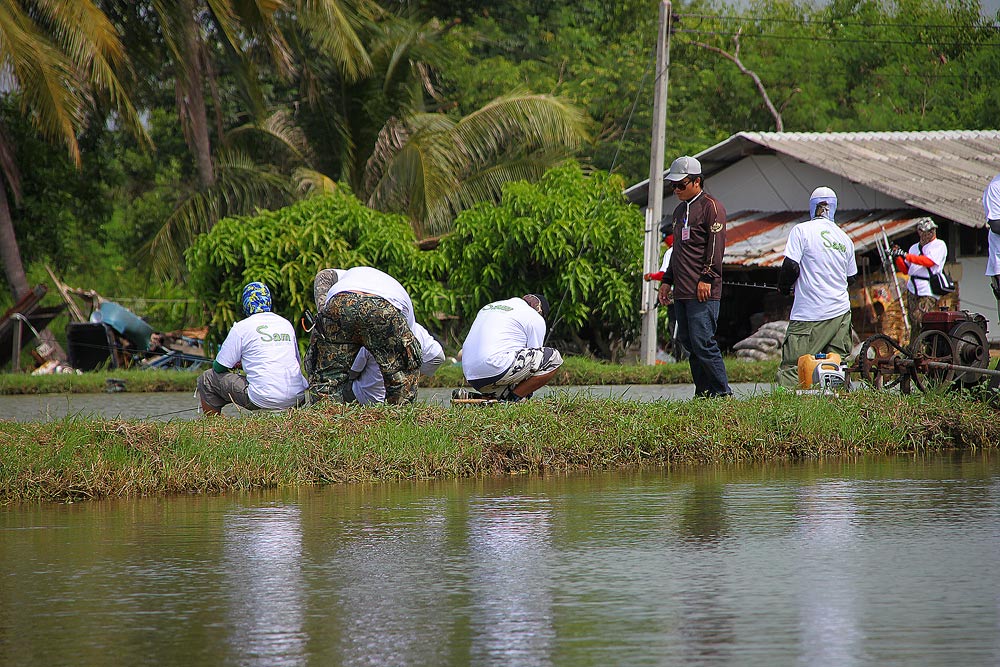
[678,12,1000,30]
[674,28,1000,47]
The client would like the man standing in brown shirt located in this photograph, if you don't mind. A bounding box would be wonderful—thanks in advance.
[661,156,732,398]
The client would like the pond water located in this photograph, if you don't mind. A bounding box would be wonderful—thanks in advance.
[2,455,998,666]
[0,383,769,422]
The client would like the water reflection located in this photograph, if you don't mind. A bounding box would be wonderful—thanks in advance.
[1,456,999,667]
[796,481,862,667]
[468,495,554,666]
[223,505,305,666]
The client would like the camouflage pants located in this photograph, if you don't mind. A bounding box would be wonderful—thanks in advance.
[306,292,421,404]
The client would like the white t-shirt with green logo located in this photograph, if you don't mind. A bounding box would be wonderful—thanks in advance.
[782,218,858,322]
[461,298,546,381]
[216,311,308,409]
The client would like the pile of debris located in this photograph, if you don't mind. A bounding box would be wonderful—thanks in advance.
[1,268,210,374]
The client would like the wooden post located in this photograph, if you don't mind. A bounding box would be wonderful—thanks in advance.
[640,1,673,365]
[11,315,21,373]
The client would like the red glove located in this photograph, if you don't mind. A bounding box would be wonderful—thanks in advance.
[644,271,666,281]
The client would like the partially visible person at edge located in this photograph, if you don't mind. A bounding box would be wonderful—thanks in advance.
[643,223,687,360]
[890,219,948,340]
[458,294,563,402]
[775,187,858,389]
[351,322,445,405]
[984,173,1000,324]
[196,282,308,416]
[305,267,422,404]
[660,155,732,398]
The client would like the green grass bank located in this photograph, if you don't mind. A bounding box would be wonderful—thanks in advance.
[0,357,778,394]
[1,390,995,505]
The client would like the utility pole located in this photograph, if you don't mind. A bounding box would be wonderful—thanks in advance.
[640,0,672,365]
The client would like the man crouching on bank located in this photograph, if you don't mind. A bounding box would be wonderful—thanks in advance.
[457,294,563,402]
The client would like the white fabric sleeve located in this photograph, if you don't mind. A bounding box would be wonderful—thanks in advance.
[783,226,804,264]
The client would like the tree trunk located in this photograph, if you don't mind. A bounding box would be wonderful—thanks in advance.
[0,178,30,301]
[178,0,216,188]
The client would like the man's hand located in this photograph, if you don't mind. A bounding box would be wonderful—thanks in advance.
[890,245,906,259]
[696,281,712,302]
[658,283,673,306]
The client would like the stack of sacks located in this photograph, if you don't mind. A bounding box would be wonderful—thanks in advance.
[732,321,788,361]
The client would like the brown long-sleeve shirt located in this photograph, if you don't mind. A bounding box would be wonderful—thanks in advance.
[664,191,726,301]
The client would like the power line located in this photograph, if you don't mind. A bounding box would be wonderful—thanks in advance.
[675,28,1000,47]
[678,12,1000,31]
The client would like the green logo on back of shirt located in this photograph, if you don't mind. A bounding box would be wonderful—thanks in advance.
[482,304,514,312]
[257,325,291,343]
[820,230,847,253]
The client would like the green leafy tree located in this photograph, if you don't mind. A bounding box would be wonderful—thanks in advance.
[185,187,448,339]
[0,0,147,301]
[440,162,643,358]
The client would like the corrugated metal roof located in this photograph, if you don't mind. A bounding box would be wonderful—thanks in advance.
[705,131,1000,228]
[725,209,931,267]
[627,130,1000,227]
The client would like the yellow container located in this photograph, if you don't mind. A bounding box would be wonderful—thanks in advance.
[797,353,842,389]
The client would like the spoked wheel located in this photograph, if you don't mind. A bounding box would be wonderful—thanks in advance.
[857,334,910,391]
[910,329,958,393]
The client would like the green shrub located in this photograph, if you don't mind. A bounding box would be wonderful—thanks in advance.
[440,162,643,357]
[186,188,448,341]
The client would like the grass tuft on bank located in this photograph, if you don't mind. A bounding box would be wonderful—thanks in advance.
[0,389,995,505]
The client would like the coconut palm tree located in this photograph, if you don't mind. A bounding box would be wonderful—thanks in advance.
[0,0,148,301]
[295,13,589,237]
[143,6,588,277]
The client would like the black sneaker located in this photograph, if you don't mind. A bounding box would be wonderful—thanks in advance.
[452,388,470,400]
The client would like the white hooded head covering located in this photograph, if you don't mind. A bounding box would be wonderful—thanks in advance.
[809,186,837,220]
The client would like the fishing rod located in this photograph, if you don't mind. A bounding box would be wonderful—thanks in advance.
[876,224,910,336]
[722,281,781,291]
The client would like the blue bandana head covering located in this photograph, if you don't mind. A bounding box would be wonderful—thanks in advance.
[241,282,272,316]
[809,186,838,221]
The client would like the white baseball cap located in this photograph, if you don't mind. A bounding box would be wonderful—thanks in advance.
[916,220,938,232]
[666,156,702,182]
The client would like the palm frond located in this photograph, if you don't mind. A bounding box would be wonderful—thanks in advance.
[0,1,82,162]
[454,91,589,168]
[226,109,313,165]
[297,0,374,82]
[292,167,337,196]
[34,0,151,148]
[231,0,295,78]
[144,148,295,280]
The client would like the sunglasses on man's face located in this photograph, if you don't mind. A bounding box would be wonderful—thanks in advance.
[671,178,692,191]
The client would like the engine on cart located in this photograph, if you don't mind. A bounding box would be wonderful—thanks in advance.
[853,309,998,394]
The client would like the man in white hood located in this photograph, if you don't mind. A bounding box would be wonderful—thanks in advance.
[775,187,858,388]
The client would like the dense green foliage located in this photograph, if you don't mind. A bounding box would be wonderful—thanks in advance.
[186,188,448,338]
[441,163,644,356]
[2,0,999,367]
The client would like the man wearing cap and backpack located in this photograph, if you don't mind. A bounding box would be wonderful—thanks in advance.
[890,219,951,340]
[660,155,732,398]
[456,294,563,402]
[775,187,858,389]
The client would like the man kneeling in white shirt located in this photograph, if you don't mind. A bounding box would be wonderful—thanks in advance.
[458,294,563,402]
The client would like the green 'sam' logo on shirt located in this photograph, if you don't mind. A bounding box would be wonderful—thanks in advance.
[820,230,847,253]
[257,325,291,342]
